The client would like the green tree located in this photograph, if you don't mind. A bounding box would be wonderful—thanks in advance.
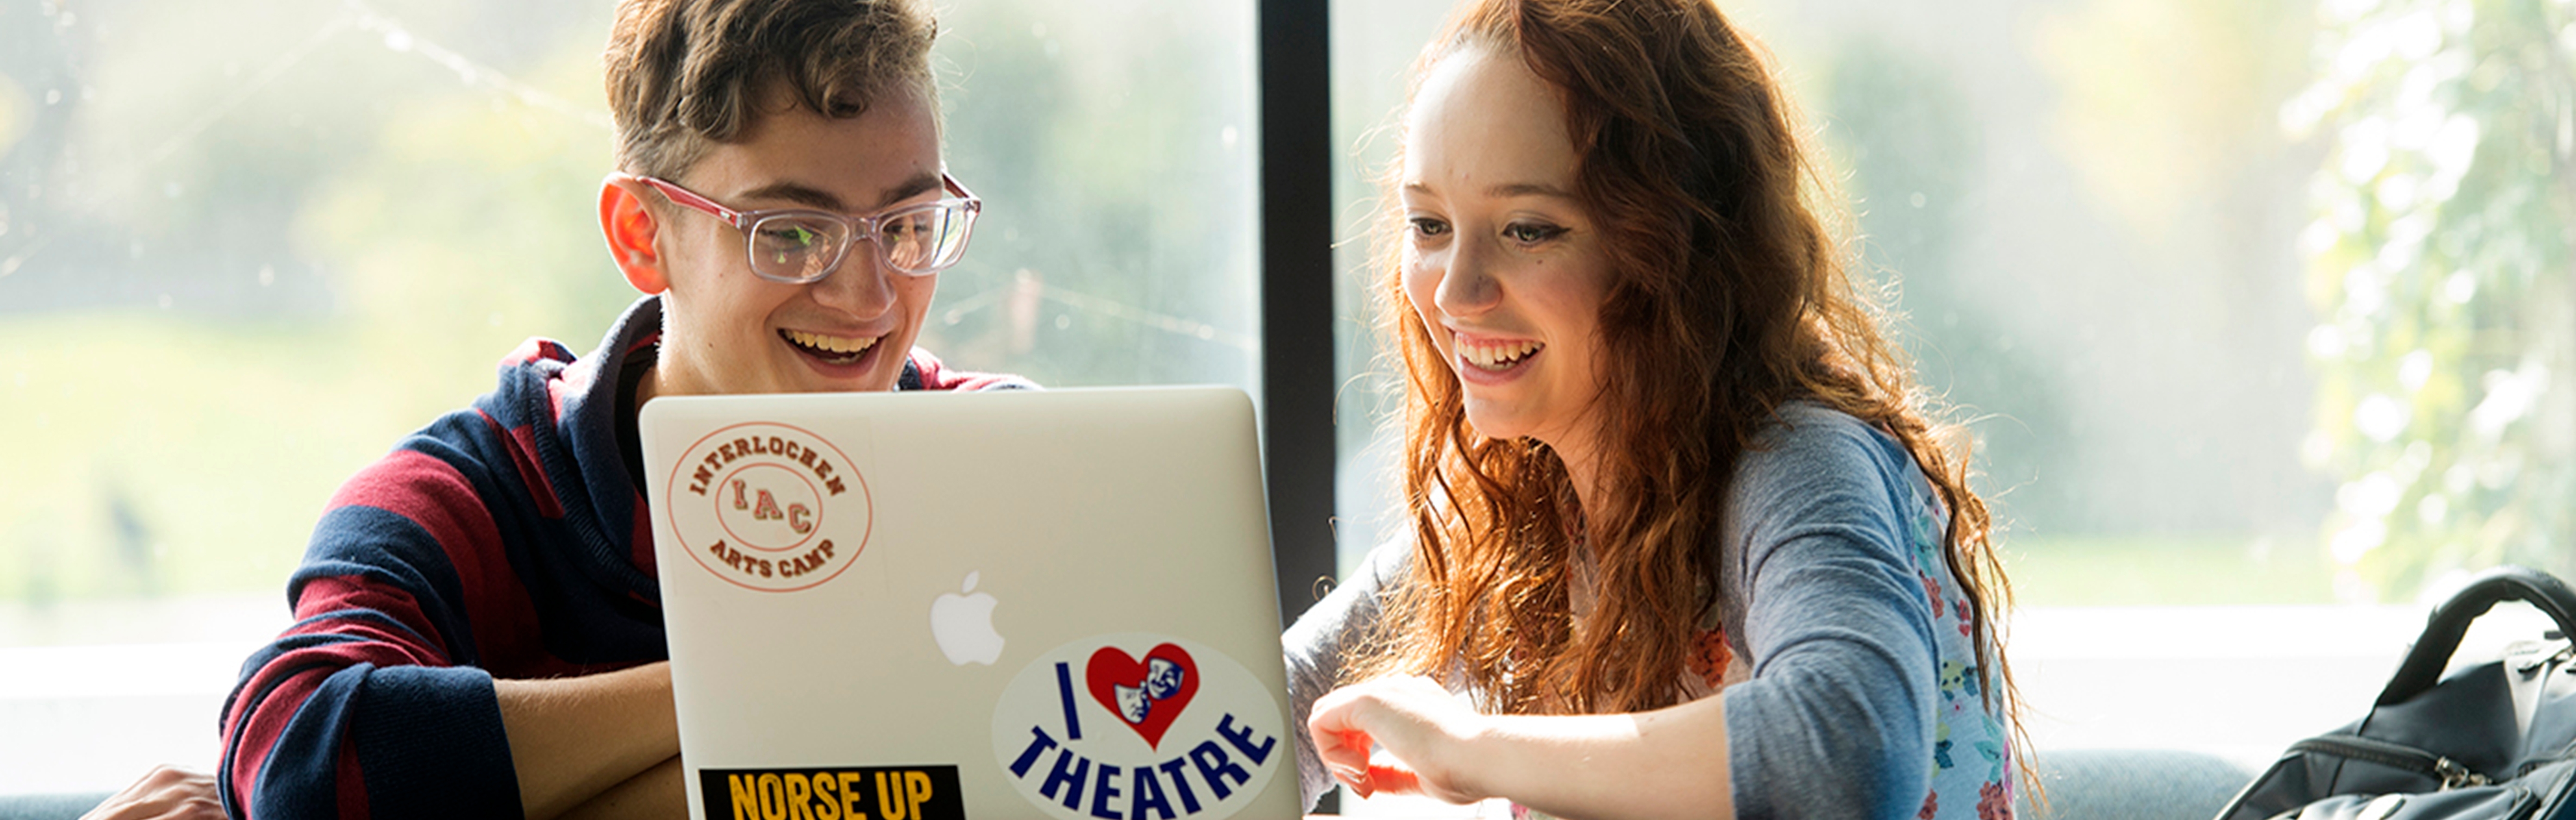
[2297,0,2576,599]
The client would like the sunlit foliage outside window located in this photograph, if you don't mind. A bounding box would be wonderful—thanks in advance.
[2293,0,2576,601]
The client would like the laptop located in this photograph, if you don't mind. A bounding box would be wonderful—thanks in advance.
[640,386,1302,820]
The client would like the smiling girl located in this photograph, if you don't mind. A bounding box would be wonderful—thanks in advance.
[1286,0,2027,818]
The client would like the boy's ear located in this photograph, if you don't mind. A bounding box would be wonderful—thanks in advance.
[600,175,670,295]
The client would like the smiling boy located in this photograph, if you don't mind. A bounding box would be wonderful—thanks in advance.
[214,1,1026,818]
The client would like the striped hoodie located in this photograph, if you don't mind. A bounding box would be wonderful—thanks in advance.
[217,296,1029,819]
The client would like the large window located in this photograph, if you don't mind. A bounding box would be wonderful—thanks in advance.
[1327,0,2574,781]
[6,0,2573,802]
[0,0,1255,793]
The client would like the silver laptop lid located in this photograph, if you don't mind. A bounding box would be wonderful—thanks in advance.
[641,386,1298,820]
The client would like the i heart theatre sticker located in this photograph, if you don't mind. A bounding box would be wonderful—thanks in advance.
[1088,644,1199,749]
[991,634,1285,820]
[662,422,872,592]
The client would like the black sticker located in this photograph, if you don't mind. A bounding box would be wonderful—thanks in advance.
[699,765,964,820]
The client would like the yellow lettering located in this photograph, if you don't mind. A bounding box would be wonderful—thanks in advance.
[905,771,933,820]
[758,773,786,820]
[812,772,841,820]
[878,771,908,820]
[729,774,760,820]
[840,772,868,820]
[785,773,814,820]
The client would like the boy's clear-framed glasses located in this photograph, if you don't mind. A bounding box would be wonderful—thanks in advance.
[622,172,981,283]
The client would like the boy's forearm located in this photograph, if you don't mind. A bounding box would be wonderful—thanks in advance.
[560,755,686,820]
[496,662,680,820]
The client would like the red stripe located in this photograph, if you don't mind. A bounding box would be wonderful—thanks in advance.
[471,413,566,521]
[227,665,320,818]
[328,449,554,672]
[223,639,412,818]
[549,376,579,422]
[496,337,571,369]
[905,348,1019,392]
[285,579,452,665]
[632,498,657,577]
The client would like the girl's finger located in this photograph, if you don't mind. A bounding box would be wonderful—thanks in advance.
[1364,760,1422,796]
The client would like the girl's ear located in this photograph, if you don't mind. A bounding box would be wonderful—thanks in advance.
[600,176,669,295]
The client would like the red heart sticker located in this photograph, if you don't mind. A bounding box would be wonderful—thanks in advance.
[1085,643,1199,750]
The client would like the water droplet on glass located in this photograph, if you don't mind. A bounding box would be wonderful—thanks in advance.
[1055,314,1071,330]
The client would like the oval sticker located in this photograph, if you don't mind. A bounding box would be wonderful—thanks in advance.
[990,633,1286,820]
[662,421,872,592]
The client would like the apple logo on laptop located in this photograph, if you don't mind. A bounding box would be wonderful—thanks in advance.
[933,571,1005,665]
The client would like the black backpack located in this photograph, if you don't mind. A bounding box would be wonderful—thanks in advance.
[2218,566,2576,820]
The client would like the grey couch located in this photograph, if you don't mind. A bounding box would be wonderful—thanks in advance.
[2017,748,2258,820]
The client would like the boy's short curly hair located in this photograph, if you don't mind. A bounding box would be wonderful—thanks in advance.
[604,0,939,180]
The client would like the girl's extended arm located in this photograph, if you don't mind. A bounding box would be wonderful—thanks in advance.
[1307,674,1734,820]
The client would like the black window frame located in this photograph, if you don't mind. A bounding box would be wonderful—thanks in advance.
[1259,0,1338,635]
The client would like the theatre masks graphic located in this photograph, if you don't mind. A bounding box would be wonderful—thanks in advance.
[992,635,1283,820]
[1094,646,1197,748]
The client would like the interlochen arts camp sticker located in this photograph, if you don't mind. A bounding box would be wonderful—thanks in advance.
[990,634,1285,820]
[663,422,872,592]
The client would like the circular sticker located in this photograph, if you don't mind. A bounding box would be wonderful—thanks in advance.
[990,633,1287,820]
[662,422,872,592]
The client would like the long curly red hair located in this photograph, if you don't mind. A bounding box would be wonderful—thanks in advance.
[1355,0,2024,749]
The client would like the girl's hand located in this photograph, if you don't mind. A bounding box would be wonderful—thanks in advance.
[1305,675,1490,804]
[79,765,224,820]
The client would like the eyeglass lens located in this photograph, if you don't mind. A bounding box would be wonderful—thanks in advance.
[747,205,972,282]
